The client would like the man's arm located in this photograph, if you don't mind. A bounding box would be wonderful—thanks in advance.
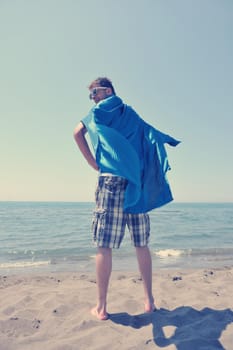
[73,122,99,171]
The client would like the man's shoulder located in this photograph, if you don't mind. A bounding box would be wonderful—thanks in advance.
[81,109,94,126]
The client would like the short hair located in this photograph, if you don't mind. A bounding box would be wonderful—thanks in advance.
[88,77,116,95]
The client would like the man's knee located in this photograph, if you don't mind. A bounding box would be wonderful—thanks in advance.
[97,247,112,255]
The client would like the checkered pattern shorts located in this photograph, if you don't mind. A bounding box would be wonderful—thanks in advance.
[92,176,150,248]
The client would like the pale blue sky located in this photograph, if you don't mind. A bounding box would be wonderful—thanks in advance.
[0,0,232,202]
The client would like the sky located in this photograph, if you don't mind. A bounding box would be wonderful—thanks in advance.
[0,0,232,203]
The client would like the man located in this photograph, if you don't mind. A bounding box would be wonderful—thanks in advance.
[73,77,180,320]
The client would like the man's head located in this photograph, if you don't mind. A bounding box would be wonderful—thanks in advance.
[88,77,116,104]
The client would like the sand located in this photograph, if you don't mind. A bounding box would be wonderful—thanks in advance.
[0,267,233,350]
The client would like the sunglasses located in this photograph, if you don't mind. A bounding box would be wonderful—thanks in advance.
[89,87,108,99]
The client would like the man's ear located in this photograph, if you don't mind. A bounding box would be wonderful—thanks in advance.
[106,88,112,96]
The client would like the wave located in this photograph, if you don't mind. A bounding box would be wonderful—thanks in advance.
[154,247,233,259]
[0,260,50,269]
[155,249,185,258]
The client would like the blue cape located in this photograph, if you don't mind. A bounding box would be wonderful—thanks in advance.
[82,95,180,213]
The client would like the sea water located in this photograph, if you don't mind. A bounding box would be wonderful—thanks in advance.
[0,202,232,274]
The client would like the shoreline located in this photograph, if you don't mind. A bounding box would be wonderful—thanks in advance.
[1,267,233,350]
[1,251,233,276]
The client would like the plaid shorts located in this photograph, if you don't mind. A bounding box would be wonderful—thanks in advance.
[92,176,150,248]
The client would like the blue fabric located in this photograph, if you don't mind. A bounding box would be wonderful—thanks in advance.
[82,95,180,213]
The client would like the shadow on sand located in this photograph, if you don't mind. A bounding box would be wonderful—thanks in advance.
[109,306,233,349]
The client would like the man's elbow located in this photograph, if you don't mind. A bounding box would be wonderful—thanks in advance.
[73,128,79,140]
[73,123,85,141]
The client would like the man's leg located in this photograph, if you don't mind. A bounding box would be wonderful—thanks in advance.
[91,247,112,320]
[135,246,156,312]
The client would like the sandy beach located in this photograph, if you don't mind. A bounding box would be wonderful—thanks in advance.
[0,267,233,350]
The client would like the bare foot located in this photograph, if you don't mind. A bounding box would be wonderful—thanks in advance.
[91,307,109,321]
[144,301,157,313]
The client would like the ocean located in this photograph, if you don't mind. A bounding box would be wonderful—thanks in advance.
[0,202,232,274]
